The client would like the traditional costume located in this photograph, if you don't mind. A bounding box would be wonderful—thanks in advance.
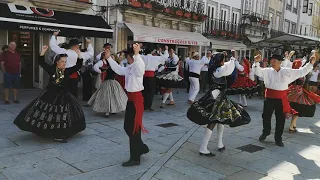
[253,54,313,146]
[187,53,251,156]
[228,58,260,106]
[88,57,127,116]
[141,50,169,111]
[187,52,210,103]
[14,54,86,141]
[50,36,93,98]
[107,49,149,166]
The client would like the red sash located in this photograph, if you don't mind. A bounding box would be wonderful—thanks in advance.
[144,71,155,77]
[127,92,147,134]
[69,72,78,79]
[265,88,298,117]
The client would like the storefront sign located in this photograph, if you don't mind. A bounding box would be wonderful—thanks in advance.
[156,38,199,45]
[0,3,113,38]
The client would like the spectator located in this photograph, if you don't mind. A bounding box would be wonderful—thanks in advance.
[1,45,8,52]
[0,42,21,104]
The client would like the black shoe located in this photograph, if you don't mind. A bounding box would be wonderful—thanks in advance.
[199,152,215,157]
[111,113,116,115]
[54,139,68,143]
[141,144,149,155]
[13,100,20,104]
[146,108,154,112]
[218,146,226,152]
[259,134,268,141]
[275,141,284,147]
[122,159,140,167]
[160,103,164,108]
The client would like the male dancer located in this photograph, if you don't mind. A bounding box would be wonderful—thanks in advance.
[253,53,315,147]
[50,32,94,98]
[184,52,194,93]
[106,44,149,166]
[141,46,169,111]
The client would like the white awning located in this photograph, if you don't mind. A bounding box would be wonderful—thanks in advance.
[125,23,210,46]
[210,39,246,50]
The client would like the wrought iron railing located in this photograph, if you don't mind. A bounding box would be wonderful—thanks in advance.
[243,10,269,20]
[118,0,205,14]
[203,18,241,36]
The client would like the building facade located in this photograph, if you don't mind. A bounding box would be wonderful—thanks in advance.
[0,0,112,89]
[283,0,300,34]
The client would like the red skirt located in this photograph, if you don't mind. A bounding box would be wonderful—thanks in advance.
[227,76,260,95]
[115,75,125,90]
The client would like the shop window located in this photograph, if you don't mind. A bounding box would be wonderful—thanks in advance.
[308,3,313,15]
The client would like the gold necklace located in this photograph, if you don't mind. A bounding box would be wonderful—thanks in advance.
[54,68,65,84]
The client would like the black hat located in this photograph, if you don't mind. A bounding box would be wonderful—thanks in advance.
[68,39,81,46]
[103,43,113,48]
[270,54,283,61]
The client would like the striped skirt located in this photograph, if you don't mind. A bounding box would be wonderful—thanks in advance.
[88,79,128,114]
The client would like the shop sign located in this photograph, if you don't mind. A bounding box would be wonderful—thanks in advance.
[156,38,199,45]
[19,25,60,32]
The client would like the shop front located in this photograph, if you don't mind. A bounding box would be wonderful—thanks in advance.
[0,3,113,89]
[117,22,210,61]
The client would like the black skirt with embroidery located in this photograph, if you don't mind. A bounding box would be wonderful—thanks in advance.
[14,86,86,139]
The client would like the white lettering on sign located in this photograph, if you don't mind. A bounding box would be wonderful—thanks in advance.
[8,3,54,17]
[19,25,60,32]
[156,38,199,45]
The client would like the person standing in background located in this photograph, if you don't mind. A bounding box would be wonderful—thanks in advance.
[0,42,21,104]
[308,65,319,93]
[184,52,193,93]
[200,50,212,93]
[80,48,94,101]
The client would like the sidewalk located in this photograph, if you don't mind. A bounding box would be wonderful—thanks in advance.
[0,89,319,180]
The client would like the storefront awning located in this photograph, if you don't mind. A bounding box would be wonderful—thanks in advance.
[210,39,246,50]
[253,33,320,48]
[125,23,210,46]
[0,3,113,38]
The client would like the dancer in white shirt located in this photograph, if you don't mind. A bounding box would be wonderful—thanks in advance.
[187,53,251,156]
[200,51,212,93]
[50,32,94,98]
[141,46,169,111]
[187,52,209,104]
[253,53,315,147]
[106,44,148,167]
[308,66,319,93]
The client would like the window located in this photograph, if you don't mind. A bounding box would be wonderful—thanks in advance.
[293,0,297,8]
[303,0,309,13]
[232,12,239,24]
[275,15,280,30]
[245,0,253,13]
[287,0,292,5]
[220,9,227,21]
[291,23,296,34]
[300,25,302,35]
[284,20,290,33]
[286,0,292,11]
[269,13,273,29]
[308,3,313,16]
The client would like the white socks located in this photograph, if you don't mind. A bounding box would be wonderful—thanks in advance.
[162,93,170,103]
[217,124,224,149]
[242,95,247,106]
[169,92,174,101]
[200,128,212,154]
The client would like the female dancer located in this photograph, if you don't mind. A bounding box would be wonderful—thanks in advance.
[288,58,320,132]
[187,53,251,156]
[228,58,259,107]
[14,45,86,143]
[157,49,186,108]
[88,52,127,117]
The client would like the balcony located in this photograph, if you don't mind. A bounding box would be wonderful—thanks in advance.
[29,0,93,12]
[203,18,243,41]
[241,12,270,31]
[117,0,206,22]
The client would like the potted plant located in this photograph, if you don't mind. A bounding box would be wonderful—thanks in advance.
[193,13,199,20]
[164,7,172,14]
[184,11,192,18]
[228,32,235,38]
[175,8,184,16]
[201,15,207,21]
[234,34,240,39]
[151,1,164,12]
[220,30,227,36]
[130,0,142,8]
[211,30,218,36]
[143,2,152,9]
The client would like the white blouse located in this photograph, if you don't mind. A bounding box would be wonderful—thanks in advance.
[93,60,107,74]
[141,50,169,71]
[213,58,236,78]
[187,58,210,75]
[281,57,307,68]
[107,54,145,92]
[253,62,313,90]
[309,70,319,82]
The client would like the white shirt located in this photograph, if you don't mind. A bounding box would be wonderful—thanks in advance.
[309,70,319,82]
[107,54,145,92]
[187,58,210,75]
[252,62,313,90]
[120,59,128,67]
[214,58,236,78]
[50,36,94,68]
[93,60,107,74]
[235,60,244,72]
[141,50,169,71]
[200,56,211,71]
[281,57,307,68]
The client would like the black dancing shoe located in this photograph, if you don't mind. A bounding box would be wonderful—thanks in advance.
[122,159,140,167]
[54,138,68,143]
[259,134,268,141]
[275,141,284,147]
[218,146,226,152]
[199,152,215,157]
[141,144,150,155]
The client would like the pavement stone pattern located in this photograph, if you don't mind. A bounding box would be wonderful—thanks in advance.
[0,89,320,180]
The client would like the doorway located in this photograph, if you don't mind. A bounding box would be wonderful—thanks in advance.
[177,46,188,61]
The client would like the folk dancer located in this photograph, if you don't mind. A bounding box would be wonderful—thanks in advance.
[200,50,212,93]
[184,52,194,93]
[106,44,149,167]
[288,57,320,133]
[253,53,315,147]
[187,52,210,104]
[14,45,86,143]
[187,53,251,156]
[50,32,94,98]
[88,52,128,117]
[141,46,169,111]
[95,43,113,89]
[157,49,187,108]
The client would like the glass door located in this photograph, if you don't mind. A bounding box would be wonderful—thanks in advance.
[177,46,188,61]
